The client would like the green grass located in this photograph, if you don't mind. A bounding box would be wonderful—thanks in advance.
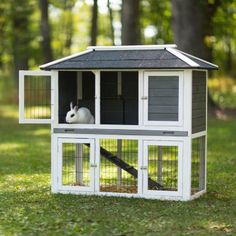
[0,105,236,235]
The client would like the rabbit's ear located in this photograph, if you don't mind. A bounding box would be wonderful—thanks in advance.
[74,106,79,112]
[70,102,73,110]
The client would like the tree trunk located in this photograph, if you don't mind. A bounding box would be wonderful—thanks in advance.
[39,0,53,63]
[63,1,75,55]
[91,0,98,46]
[172,0,203,58]
[11,2,31,82]
[107,0,115,45]
[121,0,141,45]
[171,0,221,109]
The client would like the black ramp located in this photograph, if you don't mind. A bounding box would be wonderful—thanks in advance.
[99,146,163,190]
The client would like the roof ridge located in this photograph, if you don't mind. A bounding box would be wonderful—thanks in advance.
[175,49,219,68]
[87,44,177,51]
[166,48,200,67]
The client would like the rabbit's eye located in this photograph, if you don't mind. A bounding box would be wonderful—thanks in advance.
[70,114,75,118]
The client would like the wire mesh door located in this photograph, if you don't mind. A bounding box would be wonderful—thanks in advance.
[191,136,206,194]
[19,70,55,123]
[58,138,95,192]
[143,141,183,196]
[99,139,138,194]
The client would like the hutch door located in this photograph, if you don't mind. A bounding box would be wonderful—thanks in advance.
[142,140,183,197]
[143,71,184,127]
[57,138,96,192]
[19,70,56,124]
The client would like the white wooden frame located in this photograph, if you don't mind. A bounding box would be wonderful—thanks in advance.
[19,70,57,124]
[52,133,190,200]
[143,71,184,127]
[57,138,95,192]
[142,140,183,197]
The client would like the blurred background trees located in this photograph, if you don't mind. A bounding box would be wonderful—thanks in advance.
[0,0,236,109]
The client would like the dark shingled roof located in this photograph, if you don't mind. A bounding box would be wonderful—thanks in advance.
[40,47,218,70]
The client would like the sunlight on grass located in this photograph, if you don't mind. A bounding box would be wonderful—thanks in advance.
[0,143,26,152]
[0,173,50,192]
[32,129,50,136]
[0,105,19,119]
[208,222,233,233]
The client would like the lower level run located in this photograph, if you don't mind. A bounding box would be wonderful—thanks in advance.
[52,133,206,201]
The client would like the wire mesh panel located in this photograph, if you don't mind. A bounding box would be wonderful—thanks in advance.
[62,143,91,187]
[99,139,138,193]
[191,136,206,194]
[24,75,51,120]
[147,145,178,191]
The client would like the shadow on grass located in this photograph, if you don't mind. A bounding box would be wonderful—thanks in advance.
[0,108,51,175]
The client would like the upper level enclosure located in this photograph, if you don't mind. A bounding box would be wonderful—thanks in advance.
[19,45,218,131]
[58,70,139,125]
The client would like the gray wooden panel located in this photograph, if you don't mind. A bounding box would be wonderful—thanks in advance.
[149,88,178,97]
[149,113,178,121]
[149,105,178,113]
[149,77,179,88]
[148,76,179,121]
[149,97,178,105]
[193,125,206,133]
[192,71,206,133]
[192,108,206,118]
[54,128,188,136]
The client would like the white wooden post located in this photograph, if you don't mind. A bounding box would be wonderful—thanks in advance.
[94,71,100,125]
[199,137,205,190]
[117,139,122,186]
[75,144,83,185]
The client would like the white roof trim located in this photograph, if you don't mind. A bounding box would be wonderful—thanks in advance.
[40,49,92,69]
[87,44,177,51]
[175,49,219,68]
[167,48,200,67]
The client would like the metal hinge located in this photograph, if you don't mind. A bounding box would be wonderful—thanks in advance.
[90,164,97,168]
[141,96,148,100]
[140,166,148,170]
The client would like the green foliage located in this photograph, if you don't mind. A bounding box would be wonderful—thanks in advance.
[209,77,236,108]
[141,0,173,44]
[213,1,236,75]
[0,105,236,235]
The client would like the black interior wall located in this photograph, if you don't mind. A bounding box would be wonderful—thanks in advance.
[78,71,95,116]
[59,71,77,123]
[59,71,95,123]
[100,71,138,125]
[100,72,122,124]
[122,72,138,125]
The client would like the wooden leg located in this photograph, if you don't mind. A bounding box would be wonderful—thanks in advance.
[158,146,162,185]
[199,137,205,190]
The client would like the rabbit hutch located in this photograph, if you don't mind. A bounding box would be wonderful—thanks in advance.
[19,45,218,201]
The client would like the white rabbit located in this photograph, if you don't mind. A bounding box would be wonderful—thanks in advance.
[65,102,95,124]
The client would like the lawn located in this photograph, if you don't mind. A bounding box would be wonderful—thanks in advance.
[0,105,236,235]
